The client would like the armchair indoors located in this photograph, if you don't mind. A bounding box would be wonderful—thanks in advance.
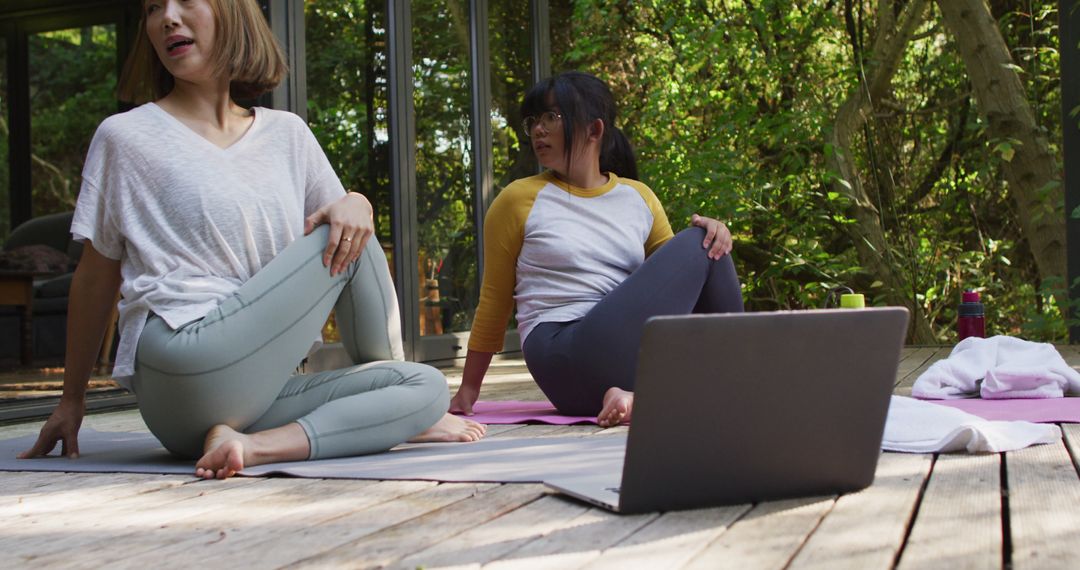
[0,211,81,363]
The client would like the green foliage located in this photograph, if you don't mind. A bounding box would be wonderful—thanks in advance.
[0,25,115,243]
[306,0,537,334]
[13,0,1066,345]
[305,0,391,240]
[551,0,1066,341]
[28,26,117,221]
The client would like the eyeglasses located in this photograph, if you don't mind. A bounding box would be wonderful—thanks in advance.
[522,111,562,138]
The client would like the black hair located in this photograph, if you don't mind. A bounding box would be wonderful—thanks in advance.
[520,71,638,180]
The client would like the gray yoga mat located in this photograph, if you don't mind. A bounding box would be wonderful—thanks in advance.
[0,429,627,483]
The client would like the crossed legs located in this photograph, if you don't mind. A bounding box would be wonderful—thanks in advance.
[133,227,483,478]
[523,227,744,425]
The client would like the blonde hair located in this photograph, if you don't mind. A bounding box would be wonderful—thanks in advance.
[118,0,288,103]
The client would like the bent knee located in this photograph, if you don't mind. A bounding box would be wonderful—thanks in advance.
[397,361,451,407]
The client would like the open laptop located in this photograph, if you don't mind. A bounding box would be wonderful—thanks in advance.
[545,307,909,514]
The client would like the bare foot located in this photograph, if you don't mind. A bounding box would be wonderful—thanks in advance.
[195,422,309,480]
[598,387,633,427]
[409,413,486,443]
[195,425,248,480]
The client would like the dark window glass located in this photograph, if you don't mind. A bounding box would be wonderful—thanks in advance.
[1,38,8,241]
[29,25,118,219]
[489,0,537,193]
[305,0,392,343]
[305,0,392,248]
[413,0,477,336]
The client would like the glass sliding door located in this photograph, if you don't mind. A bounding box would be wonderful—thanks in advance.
[290,0,546,362]
[1,37,8,241]
[304,0,392,342]
[490,0,537,193]
[305,0,391,244]
[412,0,478,341]
[28,24,118,220]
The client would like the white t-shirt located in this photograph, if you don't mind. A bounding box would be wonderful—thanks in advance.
[72,103,345,386]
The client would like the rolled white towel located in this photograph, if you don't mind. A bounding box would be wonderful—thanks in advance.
[911,336,1080,400]
[883,396,1060,453]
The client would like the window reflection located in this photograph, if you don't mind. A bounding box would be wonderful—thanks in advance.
[305,0,392,248]
[413,0,477,336]
[489,0,537,193]
[29,25,118,220]
[1,39,8,241]
[305,0,392,344]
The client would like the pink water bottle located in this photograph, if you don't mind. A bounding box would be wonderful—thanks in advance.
[957,290,985,340]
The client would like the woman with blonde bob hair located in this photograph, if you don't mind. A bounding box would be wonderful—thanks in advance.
[118,0,286,103]
[19,0,484,479]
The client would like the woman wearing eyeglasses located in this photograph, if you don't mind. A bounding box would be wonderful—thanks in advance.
[450,71,744,426]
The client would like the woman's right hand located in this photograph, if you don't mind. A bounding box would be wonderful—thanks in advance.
[450,350,494,416]
[450,385,480,416]
[18,240,120,460]
[18,398,85,459]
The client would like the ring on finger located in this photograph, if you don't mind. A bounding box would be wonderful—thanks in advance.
[343,236,353,243]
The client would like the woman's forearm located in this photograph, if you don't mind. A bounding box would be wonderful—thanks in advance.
[461,349,494,392]
[61,244,122,404]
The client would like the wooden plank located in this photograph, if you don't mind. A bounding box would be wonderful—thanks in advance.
[163,483,497,569]
[1,473,191,519]
[787,452,933,570]
[0,476,271,565]
[0,422,48,440]
[894,347,940,384]
[0,471,85,499]
[24,477,331,568]
[681,496,834,570]
[52,479,415,567]
[480,381,550,402]
[0,409,145,442]
[482,424,529,437]
[896,453,1002,570]
[295,483,548,568]
[581,504,750,569]
[394,493,592,569]
[894,348,949,397]
[105,479,437,568]
[1051,346,1077,389]
[1064,423,1080,459]
[481,503,659,569]
[1007,438,1080,570]
[1056,345,1080,371]
[80,409,147,432]
[898,347,919,365]
[492,424,602,439]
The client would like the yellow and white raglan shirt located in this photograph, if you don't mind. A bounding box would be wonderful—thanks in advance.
[468,171,675,353]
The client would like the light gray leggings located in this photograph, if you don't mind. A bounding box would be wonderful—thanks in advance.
[131,226,449,460]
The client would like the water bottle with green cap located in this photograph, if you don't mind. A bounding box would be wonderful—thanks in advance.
[840,293,865,309]
[828,286,865,309]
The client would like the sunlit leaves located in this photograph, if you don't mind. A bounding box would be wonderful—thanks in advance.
[548,0,1063,339]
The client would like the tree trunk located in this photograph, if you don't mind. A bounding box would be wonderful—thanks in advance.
[827,0,937,343]
[936,0,1066,291]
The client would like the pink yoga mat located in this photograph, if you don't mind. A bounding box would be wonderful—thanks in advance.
[460,398,1080,426]
[928,397,1080,423]
[454,400,600,425]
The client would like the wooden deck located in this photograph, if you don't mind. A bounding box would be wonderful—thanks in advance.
[2,347,1080,569]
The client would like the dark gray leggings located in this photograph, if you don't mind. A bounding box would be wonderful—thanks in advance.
[522,227,744,415]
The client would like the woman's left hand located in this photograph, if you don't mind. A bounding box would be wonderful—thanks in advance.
[691,214,733,260]
[304,192,375,276]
